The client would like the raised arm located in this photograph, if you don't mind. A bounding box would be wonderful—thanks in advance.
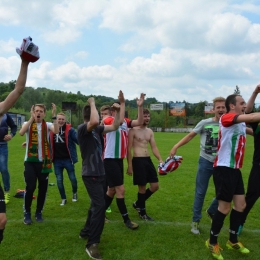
[103,103,120,134]
[118,90,126,124]
[170,131,197,157]
[49,103,59,134]
[19,105,34,136]
[0,59,30,117]
[246,84,260,113]
[87,97,99,132]
[131,93,146,127]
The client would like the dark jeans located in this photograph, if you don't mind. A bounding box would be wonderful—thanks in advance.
[82,175,106,247]
[193,156,218,222]
[24,162,49,213]
[54,158,77,199]
[0,144,10,191]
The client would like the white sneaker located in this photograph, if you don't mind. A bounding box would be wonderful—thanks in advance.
[60,199,67,206]
[72,193,78,202]
[191,222,200,234]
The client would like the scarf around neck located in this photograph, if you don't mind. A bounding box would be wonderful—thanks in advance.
[26,119,52,173]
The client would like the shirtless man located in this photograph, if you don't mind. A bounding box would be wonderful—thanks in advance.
[127,108,163,220]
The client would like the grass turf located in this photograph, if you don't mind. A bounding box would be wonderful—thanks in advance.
[1,132,260,260]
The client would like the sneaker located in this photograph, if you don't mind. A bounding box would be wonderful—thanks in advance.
[72,193,78,202]
[133,202,140,213]
[140,214,154,221]
[125,219,139,230]
[35,212,43,222]
[237,225,243,236]
[60,199,67,206]
[106,206,112,213]
[24,212,32,225]
[226,240,250,254]
[205,239,223,260]
[206,209,214,221]
[191,222,200,234]
[4,192,10,204]
[85,243,102,260]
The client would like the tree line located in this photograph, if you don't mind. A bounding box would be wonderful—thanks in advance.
[1,81,252,128]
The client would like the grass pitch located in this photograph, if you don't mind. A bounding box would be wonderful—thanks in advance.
[1,132,259,260]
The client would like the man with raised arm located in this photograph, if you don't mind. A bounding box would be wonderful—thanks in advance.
[102,91,145,230]
[127,108,163,221]
[77,97,121,260]
[205,93,260,260]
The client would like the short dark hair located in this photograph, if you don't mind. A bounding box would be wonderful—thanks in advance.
[143,108,150,115]
[34,104,46,112]
[82,105,91,121]
[225,94,240,112]
[100,105,110,113]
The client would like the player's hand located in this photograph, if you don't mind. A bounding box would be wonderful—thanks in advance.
[136,93,146,107]
[118,90,125,104]
[111,103,120,112]
[87,97,95,105]
[126,166,133,176]
[30,105,34,118]
[21,142,26,148]
[51,103,56,116]
[170,146,177,158]
[254,84,260,94]
[3,134,12,141]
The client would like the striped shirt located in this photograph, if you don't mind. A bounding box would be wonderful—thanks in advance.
[103,116,132,159]
[213,113,246,169]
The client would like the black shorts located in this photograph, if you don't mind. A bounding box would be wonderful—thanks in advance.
[104,159,124,188]
[0,185,6,213]
[132,157,158,186]
[213,166,245,202]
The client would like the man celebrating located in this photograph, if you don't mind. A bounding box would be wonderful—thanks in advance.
[103,91,145,230]
[170,97,226,234]
[77,97,121,260]
[127,108,163,221]
[19,103,59,224]
[206,94,260,260]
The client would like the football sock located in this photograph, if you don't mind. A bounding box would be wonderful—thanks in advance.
[0,229,4,243]
[144,188,153,201]
[137,193,146,215]
[105,194,113,209]
[116,198,129,223]
[229,208,242,243]
[210,210,226,245]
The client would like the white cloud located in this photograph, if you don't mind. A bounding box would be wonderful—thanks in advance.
[1,0,260,104]
[0,38,20,55]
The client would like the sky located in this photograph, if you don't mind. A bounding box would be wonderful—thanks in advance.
[0,0,260,104]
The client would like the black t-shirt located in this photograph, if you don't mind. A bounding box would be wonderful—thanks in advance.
[77,123,105,176]
[54,124,70,159]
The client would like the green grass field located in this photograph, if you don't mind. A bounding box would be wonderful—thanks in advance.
[1,132,260,260]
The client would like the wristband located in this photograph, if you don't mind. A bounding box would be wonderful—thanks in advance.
[52,116,57,120]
